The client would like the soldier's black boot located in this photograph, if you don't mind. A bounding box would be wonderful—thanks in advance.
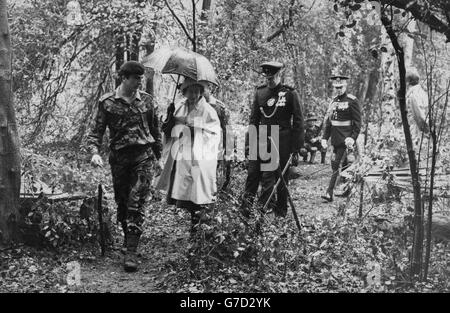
[123,233,139,272]
[309,151,316,164]
[321,191,333,202]
[321,152,326,164]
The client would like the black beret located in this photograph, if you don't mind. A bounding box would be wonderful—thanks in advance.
[119,61,145,76]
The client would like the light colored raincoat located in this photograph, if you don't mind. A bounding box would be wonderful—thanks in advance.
[156,97,221,204]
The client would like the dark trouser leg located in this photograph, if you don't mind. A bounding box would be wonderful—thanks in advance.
[275,135,290,217]
[309,151,316,163]
[240,159,261,217]
[327,145,347,195]
[303,143,310,162]
[321,151,326,164]
[259,131,290,217]
[259,169,277,213]
[110,156,131,244]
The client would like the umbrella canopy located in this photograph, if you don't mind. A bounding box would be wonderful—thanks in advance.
[142,46,219,86]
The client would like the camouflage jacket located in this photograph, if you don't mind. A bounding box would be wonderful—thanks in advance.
[86,89,162,159]
[305,124,322,144]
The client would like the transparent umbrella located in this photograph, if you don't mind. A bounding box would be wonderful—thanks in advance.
[142,46,219,86]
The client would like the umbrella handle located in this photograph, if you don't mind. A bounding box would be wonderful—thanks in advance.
[172,75,180,104]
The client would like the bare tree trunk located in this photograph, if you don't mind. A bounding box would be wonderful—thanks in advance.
[115,30,124,88]
[192,0,197,52]
[381,12,423,280]
[143,23,157,97]
[0,0,21,244]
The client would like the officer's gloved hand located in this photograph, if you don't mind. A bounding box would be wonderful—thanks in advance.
[167,102,175,116]
[91,154,103,167]
[344,137,355,149]
[321,139,328,150]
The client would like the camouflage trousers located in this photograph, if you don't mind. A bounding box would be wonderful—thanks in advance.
[109,145,155,237]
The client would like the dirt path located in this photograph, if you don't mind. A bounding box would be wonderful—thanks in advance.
[74,162,346,293]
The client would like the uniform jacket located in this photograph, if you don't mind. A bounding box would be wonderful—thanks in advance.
[249,83,304,152]
[87,89,162,159]
[305,124,322,144]
[322,92,361,147]
[156,97,221,205]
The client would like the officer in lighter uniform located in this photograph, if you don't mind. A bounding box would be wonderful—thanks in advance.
[240,61,304,217]
[321,75,361,202]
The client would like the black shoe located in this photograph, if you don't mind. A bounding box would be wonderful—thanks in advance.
[123,251,138,272]
[321,192,333,202]
[123,233,140,272]
[274,209,287,218]
[335,187,351,198]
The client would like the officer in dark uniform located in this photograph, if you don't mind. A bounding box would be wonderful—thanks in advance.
[321,75,361,202]
[240,61,304,217]
[86,61,162,272]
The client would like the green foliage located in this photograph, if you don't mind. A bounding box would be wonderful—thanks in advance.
[19,147,114,249]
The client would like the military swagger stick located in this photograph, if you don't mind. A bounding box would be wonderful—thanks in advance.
[262,137,302,231]
[97,184,106,256]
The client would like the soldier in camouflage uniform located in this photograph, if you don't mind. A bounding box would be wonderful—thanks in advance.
[87,61,162,272]
[303,112,326,164]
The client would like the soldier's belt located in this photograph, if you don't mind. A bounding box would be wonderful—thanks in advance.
[331,120,352,126]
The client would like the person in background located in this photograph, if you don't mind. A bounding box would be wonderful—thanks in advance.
[406,67,429,153]
[321,74,361,203]
[303,112,326,164]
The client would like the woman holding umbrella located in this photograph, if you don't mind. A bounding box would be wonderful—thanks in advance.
[156,76,221,232]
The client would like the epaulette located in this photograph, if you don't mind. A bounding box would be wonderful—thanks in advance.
[99,92,114,102]
[347,94,357,100]
[257,84,267,89]
[281,84,294,90]
[139,90,151,97]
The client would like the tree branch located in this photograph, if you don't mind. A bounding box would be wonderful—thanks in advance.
[266,0,300,42]
[378,0,450,42]
[163,0,194,44]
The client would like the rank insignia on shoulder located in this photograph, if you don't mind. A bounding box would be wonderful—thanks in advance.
[347,94,357,100]
[257,84,267,89]
[99,92,114,102]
